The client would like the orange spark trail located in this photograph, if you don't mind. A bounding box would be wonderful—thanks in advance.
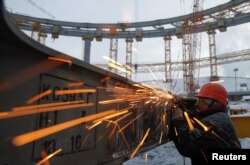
[36,148,62,165]
[108,124,117,139]
[12,100,85,111]
[114,112,132,123]
[93,109,129,123]
[0,102,93,120]
[48,56,72,65]
[183,111,194,131]
[67,82,84,87]
[55,89,96,95]
[26,90,52,105]
[86,121,102,130]
[12,109,116,146]
[159,132,163,144]
[108,63,131,75]
[130,128,150,158]
[40,150,50,165]
[100,76,110,83]
[193,117,209,132]
[118,112,144,133]
[98,98,125,105]
[106,120,130,150]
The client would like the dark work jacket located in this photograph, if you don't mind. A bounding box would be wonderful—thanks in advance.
[171,105,241,165]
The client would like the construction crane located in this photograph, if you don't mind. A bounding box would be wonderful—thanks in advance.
[10,0,250,90]
[181,0,203,94]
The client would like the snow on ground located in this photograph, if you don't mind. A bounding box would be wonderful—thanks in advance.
[229,101,250,111]
[123,138,250,165]
[229,101,250,116]
[123,102,250,164]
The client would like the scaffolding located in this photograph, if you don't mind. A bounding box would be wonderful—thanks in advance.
[208,29,219,81]
[164,36,172,84]
[126,38,133,80]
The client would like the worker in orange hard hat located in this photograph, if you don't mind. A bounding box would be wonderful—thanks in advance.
[196,82,228,111]
[170,83,241,165]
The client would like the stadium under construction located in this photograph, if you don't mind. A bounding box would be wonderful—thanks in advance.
[1,0,250,164]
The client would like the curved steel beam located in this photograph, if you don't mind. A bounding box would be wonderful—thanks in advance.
[10,0,248,28]
[8,0,250,38]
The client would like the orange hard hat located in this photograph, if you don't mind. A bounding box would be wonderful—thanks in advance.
[196,83,228,107]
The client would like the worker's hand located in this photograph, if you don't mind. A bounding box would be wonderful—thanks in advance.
[171,108,183,120]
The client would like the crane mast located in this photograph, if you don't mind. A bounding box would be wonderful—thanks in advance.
[182,0,203,94]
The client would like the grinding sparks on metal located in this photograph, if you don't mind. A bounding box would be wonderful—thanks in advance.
[36,148,62,165]
[0,102,94,120]
[130,128,150,159]
[183,111,195,131]
[193,117,209,132]
[55,89,96,95]
[48,56,72,65]
[26,89,52,105]
[12,110,116,146]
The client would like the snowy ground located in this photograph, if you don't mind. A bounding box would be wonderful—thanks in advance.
[124,101,250,164]
[123,138,250,165]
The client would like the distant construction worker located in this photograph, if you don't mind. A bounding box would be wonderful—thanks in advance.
[170,83,241,164]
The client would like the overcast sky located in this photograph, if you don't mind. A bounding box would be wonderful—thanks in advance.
[4,0,250,83]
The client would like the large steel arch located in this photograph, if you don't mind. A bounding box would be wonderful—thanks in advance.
[8,0,250,39]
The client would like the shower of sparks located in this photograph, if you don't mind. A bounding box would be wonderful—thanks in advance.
[12,100,85,111]
[67,82,84,87]
[210,130,231,147]
[114,112,132,123]
[200,149,208,163]
[105,120,130,150]
[86,121,103,130]
[93,109,129,123]
[12,109,116,146]
[98,98,125,105]
[103,56,120,66]
[81,134,90,146]
[48,56,72,65]
[144,153,148,163]
[124,64,135,73]
[193,117,209,132]
[148,67,158,81]
[130,128,150,158]
[26,89,52,105]
[108,124,117,139]
[118,112,144,133]
[55,89,96,95]
[183,111,194,131]
[36,148,62,165]
[159,131,163,144]
[108,63,132,75]
[40,150,50,165]
[210,80,224,84]
[174,127,178,136]
[0,102,94,120]
[2,70,181,161]
[103,56,132,74]
[100,76,110,83]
